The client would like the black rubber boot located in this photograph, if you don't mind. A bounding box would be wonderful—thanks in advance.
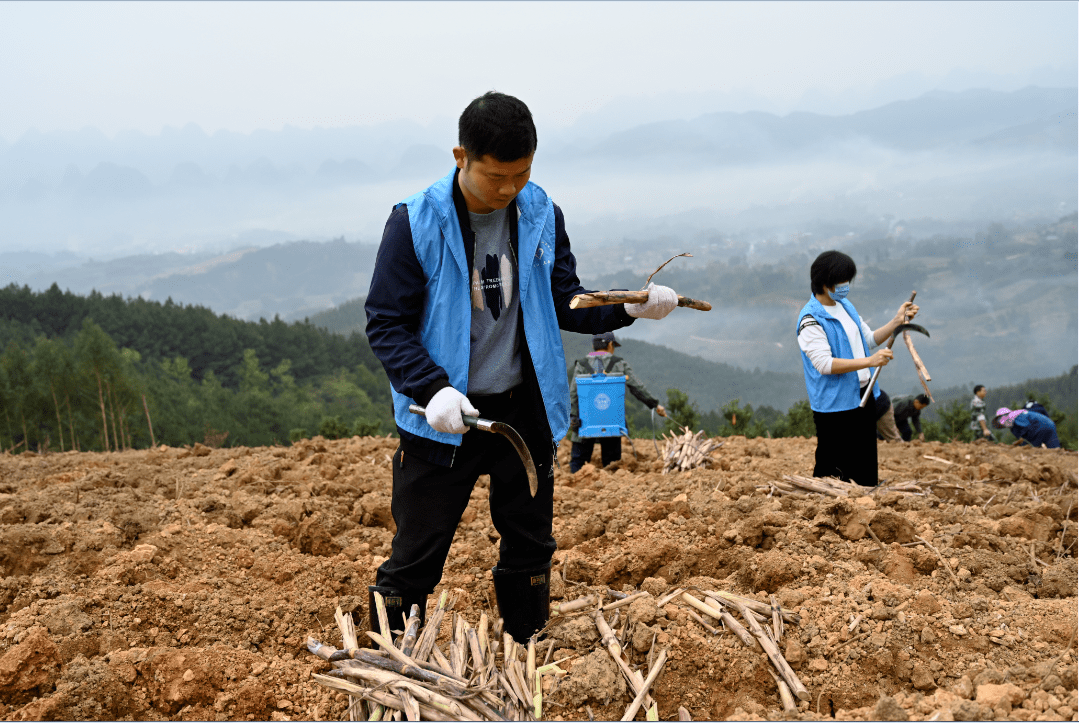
[491,563,551,644]
[367,586,427,644]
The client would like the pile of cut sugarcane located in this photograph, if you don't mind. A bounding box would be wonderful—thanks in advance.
[657,586,808,714]
[661,428,721,474]
[307,583,810,721]
[761,474,933,498]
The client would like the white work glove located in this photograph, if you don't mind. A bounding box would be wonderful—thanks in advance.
[425,387,480,435]
[625,282,678,320]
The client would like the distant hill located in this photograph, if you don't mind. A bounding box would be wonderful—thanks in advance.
[6,239,380,323]
[307,300,807,413]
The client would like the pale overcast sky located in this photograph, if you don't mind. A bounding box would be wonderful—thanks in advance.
[0,1,1075,140]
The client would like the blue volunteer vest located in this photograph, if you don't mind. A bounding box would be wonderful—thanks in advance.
[391,169,569,445]
[798,296,879,413]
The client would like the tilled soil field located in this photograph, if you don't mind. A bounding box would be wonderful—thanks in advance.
[0,434,1076,721]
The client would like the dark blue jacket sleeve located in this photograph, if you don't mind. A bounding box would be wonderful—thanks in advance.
[364,205,451,406]
[550,204,636,334]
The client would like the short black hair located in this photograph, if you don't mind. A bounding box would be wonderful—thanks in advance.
[915,394,931,405]
[458,92,537,163]
[810,250,857,295]
[973,384,985,394]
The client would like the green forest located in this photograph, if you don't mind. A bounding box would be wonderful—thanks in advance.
[0,283,394,452]
[0,283,1074,453]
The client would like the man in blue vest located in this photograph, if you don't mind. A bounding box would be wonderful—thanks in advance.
[364,92,678,643]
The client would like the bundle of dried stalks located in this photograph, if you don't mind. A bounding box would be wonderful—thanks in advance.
[307,583,810,720]
[763,474,932,498]
[661,428,722,474]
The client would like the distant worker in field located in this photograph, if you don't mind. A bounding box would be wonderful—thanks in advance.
[970,385,994,441]
[874,387,903,442]
[568,332,666,472]
[797,250,919,486]
[893,394,930,442]
[993,407,1061,449]
[364,91,679,644]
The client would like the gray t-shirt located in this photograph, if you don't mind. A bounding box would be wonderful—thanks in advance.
[467,206,523,394]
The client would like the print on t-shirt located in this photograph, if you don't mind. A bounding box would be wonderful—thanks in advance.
[471,253,514,321]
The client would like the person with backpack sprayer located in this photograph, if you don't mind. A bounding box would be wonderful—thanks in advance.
[568,331,666,473]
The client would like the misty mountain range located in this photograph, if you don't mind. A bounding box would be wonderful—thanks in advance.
[0,86,1075,260]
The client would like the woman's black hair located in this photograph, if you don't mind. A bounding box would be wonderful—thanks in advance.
[915,394,931,405]
[973,384,985,394]
[810,250,857,295]
[458,91,537,163]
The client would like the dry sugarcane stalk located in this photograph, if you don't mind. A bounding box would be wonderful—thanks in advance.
[472,627,496,688]
[602,590,650,611]
[533,666,543,720]
[412,591,451,664]
[678,706,693,721]
[308,637,339,661]
[704,590,801,625]
[337,605,362,721]
[656,587,686,607]
[730,598,809,702]
[702,598,755,648]
[331,667,486,721]
[512,659,536,720]
[680,592,724,621]
[595,610,656,710]
[397,690,420,722]
[770,595,783,642]
[552,594,597,615]
[313,672,470,722]
[345,650,472,697]
[337,658,506,722]
[632,667,658,721]
[372,591,392,642]
[621,648,668,721]
[526,638,536,688]
[767,667,799,713]
[570,290,712,311]
[704,593,770,625]
[399,605,422,656]
[685,607,720,635]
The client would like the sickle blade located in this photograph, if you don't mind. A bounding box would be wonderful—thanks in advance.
[408,404,539,497]
[893,322,930,338]
[491,422,540,498]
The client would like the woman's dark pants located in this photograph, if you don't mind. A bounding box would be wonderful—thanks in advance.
[813,402,879,486]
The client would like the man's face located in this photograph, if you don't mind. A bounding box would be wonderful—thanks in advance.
[976,388,988,399]
[914,400,927,410]
[453,148,533,214]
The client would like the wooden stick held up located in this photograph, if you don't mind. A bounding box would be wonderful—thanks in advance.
[570,290,712,311]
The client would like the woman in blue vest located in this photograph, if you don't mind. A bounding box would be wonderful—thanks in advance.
[796,251,919,485]
[364,92,679,643]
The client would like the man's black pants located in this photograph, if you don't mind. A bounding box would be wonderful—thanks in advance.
[375,388,556,594]
[569,437,621,472]
[813,399,878,486]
